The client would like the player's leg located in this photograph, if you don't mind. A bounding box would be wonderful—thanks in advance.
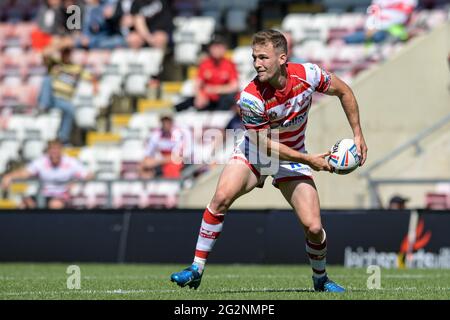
[171,159,261,289]
[193,159,261,270]
[278,179,345,292]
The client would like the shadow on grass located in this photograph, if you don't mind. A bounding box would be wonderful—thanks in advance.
[200,287,368,294]
[202,288,315,294]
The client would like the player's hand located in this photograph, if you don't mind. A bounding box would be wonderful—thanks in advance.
[307,152,333,172]
[354,134,368,166]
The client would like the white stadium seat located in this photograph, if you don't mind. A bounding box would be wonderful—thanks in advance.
[120,139,146,162]
[22,138,46,161]
[92,146,121,180]
[75,105,97,129]
[174,42,202,65]
[125,73,148,96]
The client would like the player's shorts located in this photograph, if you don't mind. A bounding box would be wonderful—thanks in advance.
[231,136,314,188]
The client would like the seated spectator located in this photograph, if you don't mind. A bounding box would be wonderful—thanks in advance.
[0,139,92,209]
[75,0,127,49]
[36,0,66,35]
[344,0,417,44]
[105,0,136,39]
[139,114,192,179]
[38,46,97,144]
[175,35,239,112]
[388,195,409,209]
[32,0,72,51]
[128,0,174,49]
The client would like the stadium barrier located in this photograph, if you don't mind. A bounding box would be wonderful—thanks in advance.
[0,209,449,268]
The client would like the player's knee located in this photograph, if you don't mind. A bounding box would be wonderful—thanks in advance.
[307,224,323,237]
[211,190,233,212]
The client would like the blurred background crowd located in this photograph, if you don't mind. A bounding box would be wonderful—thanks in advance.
[0,0,448,210]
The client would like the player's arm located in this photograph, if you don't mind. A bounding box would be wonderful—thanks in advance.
[240,90,332,172]
[324,73,368,165]
[249,130,332,172]
[0,167,33,190]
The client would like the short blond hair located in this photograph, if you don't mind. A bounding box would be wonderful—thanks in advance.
[252,30,288,55]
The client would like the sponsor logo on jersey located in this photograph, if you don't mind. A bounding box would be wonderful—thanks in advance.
[240,97,264,125]
[240,97,260,114]
[284,101,292,110]
[266,97,277,106]
[240,109,255,117]
[293,82,306,92]
[242,114,262,125]
[281,113,307,127]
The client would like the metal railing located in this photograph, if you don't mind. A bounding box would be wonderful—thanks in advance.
[360,112,450,208]
[367,178,450,208]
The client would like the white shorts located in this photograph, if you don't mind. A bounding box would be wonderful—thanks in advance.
[231,136,314,188]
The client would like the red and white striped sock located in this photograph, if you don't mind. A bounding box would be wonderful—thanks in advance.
[193,206,225,274]
[305,229,327,279]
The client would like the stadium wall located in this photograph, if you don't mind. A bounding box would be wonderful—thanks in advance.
[1,209,449,268]
[179,21,450,209]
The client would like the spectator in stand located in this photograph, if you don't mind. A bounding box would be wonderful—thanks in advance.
[36,0,66,35]
[32,0,72,51]
[38,46,97,144]
[0,139,92,209]
[344,0,417,44]
[175,35,239,112]
[104,0,136,41]
[139,114,192,179]
[128,0,174,49]
[75,0,127,49]
[388,195,409,209]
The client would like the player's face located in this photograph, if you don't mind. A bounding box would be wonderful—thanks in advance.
[48,144,63,165]
[252,43,286,83]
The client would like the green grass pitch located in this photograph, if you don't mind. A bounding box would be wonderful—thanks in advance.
[0,264,449,300]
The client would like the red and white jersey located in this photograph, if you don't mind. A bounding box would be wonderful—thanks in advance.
[145,127,192,158]
[26,155,89,197]
[238,62,331,154]
[366,0,417,30]
[371,0,417,13]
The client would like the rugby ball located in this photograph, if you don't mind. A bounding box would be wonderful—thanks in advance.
[328,139,361,175]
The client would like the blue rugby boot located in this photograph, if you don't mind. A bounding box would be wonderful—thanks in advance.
[170,265,202,289]
[313,276,345,293]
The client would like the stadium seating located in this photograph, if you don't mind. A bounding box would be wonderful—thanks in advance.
[173,16,216,64]
[0,1,448,209]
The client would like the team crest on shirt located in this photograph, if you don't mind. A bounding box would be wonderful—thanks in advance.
[268,111,278,121]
